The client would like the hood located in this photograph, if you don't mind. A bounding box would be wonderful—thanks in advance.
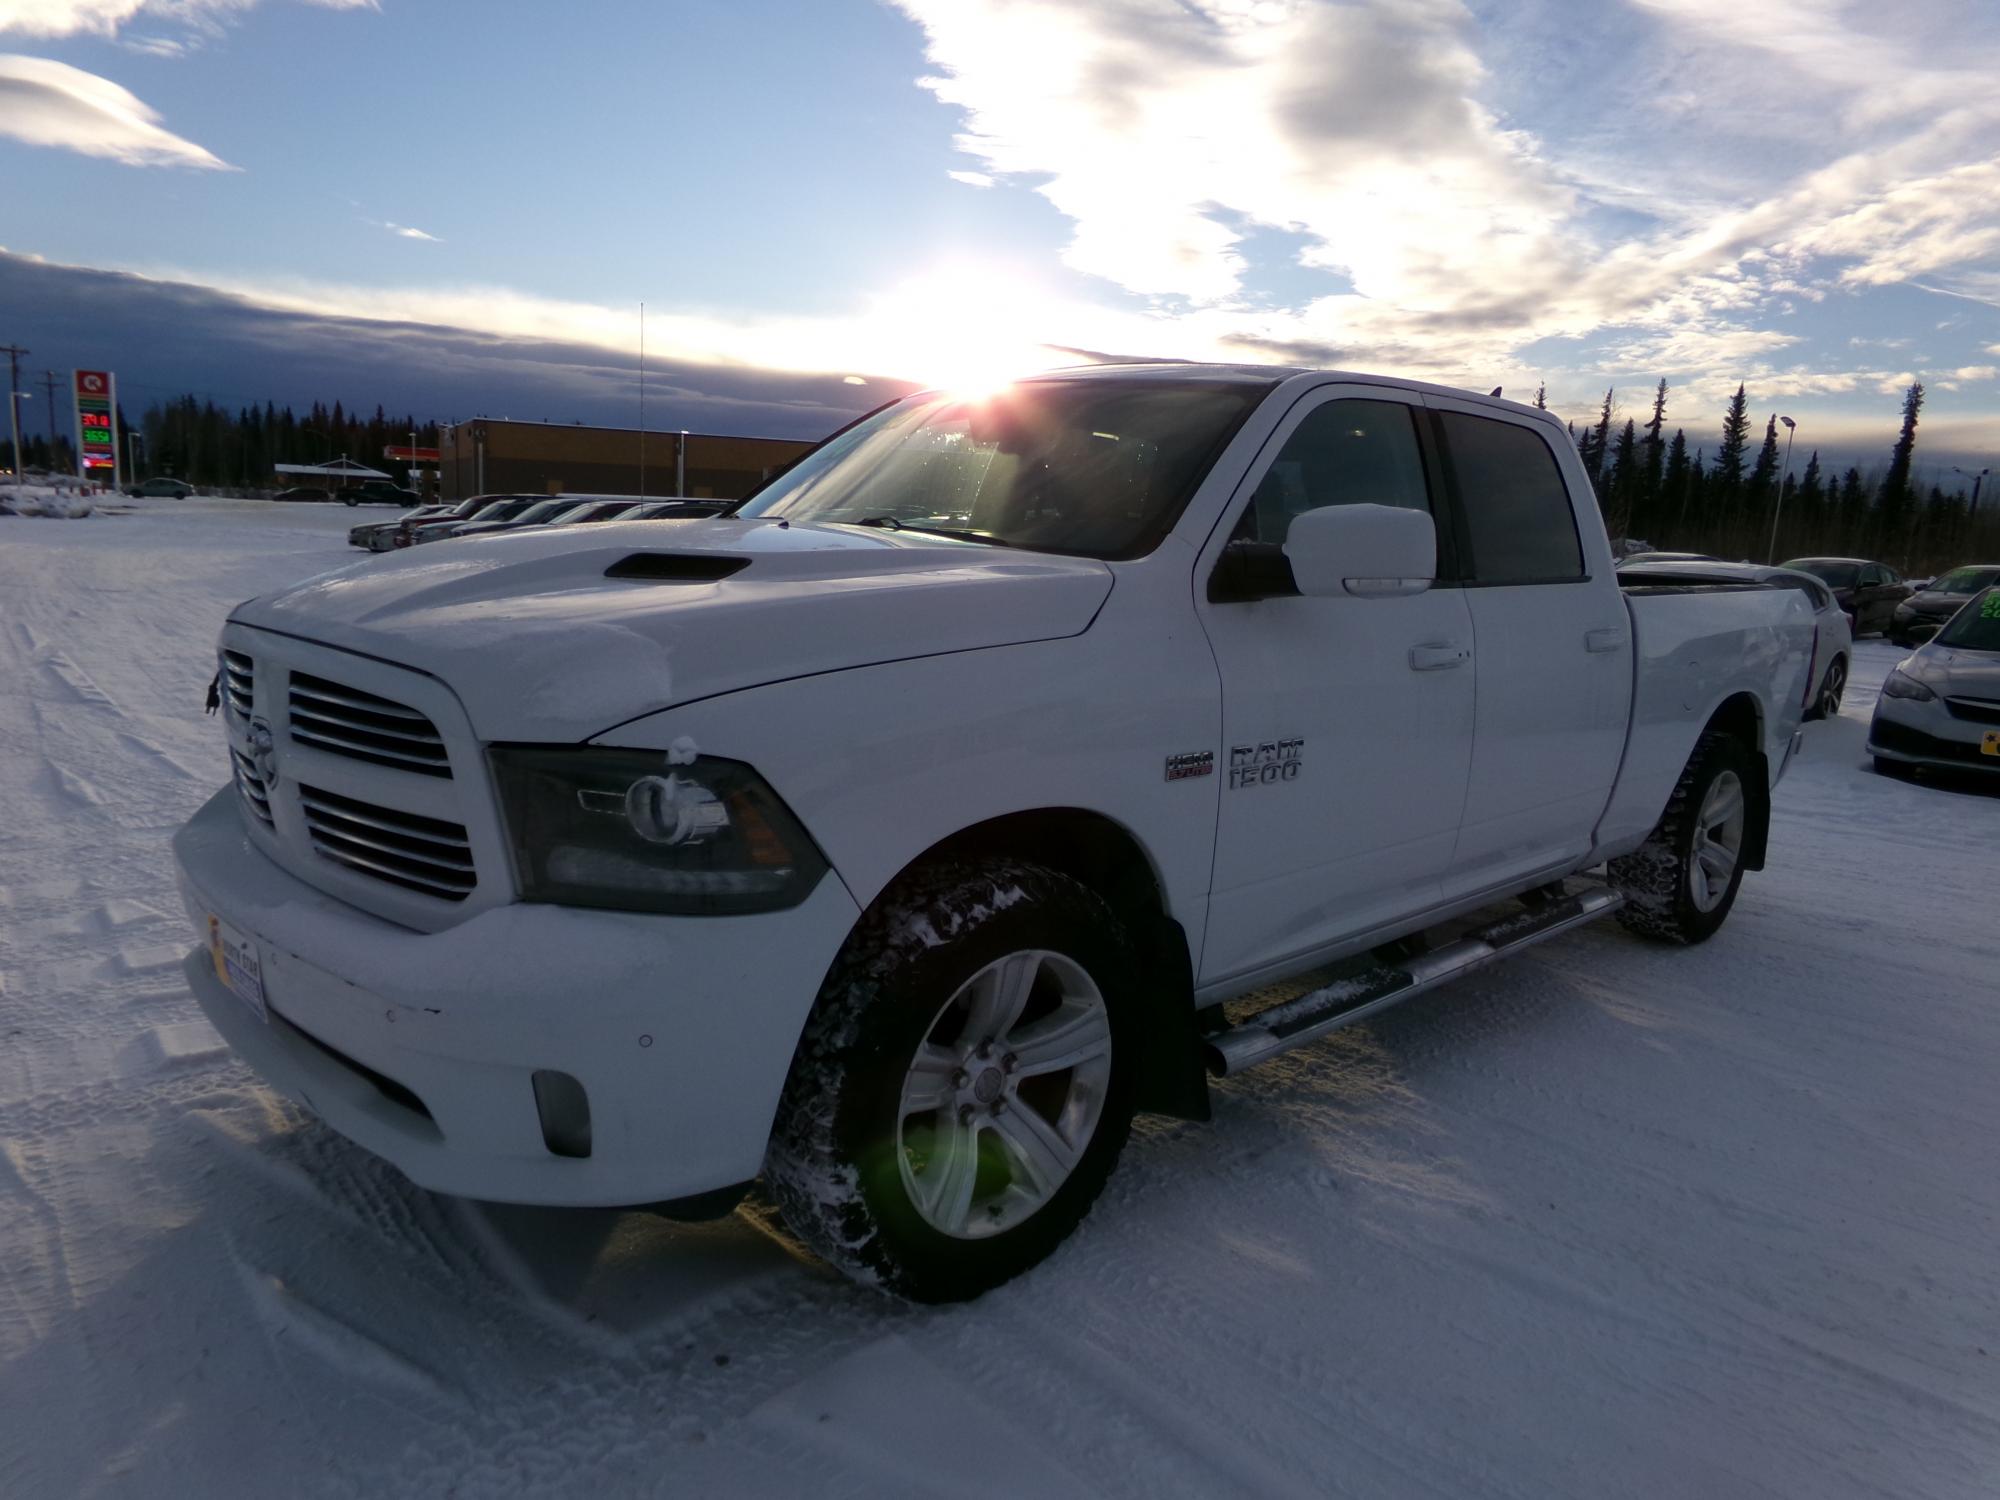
[232,518,1114,740]
[1910,591,1971,616]
[1914,644,2000,698]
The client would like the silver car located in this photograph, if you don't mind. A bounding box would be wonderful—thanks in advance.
[1868,585,2000,775]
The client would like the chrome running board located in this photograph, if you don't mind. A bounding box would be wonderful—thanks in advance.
[1204,884,1625,1078]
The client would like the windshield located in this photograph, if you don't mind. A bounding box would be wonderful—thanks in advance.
[1784,559,1859,587]
[1929,566,2000,595]
[1936,588,2000,651]
[512,500,570,524]
[735,377,1272,559]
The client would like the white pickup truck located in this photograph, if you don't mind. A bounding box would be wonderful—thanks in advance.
[174,365,1816,1300]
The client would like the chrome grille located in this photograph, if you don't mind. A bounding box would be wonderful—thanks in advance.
[1944,697,2000,727]
[221,649,254,719]
[230,747,274,827]
[288,672,451,778]
[298,785,474,901]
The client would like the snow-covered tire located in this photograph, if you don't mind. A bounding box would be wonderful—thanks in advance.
[765,858,1138,1302]
[1609,731,1756,945]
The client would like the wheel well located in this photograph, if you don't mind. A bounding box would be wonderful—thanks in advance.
[901,808,1167,931]
[1702,692,1770,871]
[887,809,1209,1122]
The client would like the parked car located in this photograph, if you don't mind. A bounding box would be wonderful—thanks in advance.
[127,477,195,498]
[1779,556,1913,635]
[1889,564,2000,646]
[624,499,734,521]
[545,498,647,525]
[1617,560,1853,719]
[339,481,420,508]
[1868,585,2000,776]
[348,505,453,549]
[272,486,335,504]
[174,365,1817,1301]
[441,497,586,539]
[409,495,547,542]
[389,494,538,548]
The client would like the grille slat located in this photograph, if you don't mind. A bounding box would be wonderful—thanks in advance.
[1944,697,2000,727]
[299,782,474,901]
[230,748,274,827]
[221,650,254,719]
[288,671,451,778]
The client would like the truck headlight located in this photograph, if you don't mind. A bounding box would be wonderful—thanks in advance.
[1881,667,1937,702]
[490,747,828,915]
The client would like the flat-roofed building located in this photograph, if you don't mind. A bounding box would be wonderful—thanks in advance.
[438,419,813,502]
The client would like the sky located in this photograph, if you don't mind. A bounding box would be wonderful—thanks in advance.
[3,0,1998,483]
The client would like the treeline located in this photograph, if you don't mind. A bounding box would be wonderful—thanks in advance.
[135,396,440,488]
[1556,378,1990,572]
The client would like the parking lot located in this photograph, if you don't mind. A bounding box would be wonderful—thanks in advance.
[2,500,1996,1499]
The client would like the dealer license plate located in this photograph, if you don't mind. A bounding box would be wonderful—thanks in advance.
[207,913,267,1021]
[1984,731,2000,758]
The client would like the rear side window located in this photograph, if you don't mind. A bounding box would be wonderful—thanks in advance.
[1437,411,1584,584]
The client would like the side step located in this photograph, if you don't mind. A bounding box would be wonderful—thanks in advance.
[1204,884,1625,1078]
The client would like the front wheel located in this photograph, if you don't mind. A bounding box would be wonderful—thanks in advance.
[1610,731,1756,945]
[765,859,1137,1302]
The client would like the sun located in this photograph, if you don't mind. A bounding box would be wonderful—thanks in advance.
[853,263,1083,394]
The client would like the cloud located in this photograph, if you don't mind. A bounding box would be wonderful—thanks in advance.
[946,169,994,188]
[884,0,2000,395]
[0,54,231,167]
[383,222,440,242]
[0,0,377,42]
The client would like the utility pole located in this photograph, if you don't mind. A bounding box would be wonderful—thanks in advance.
[39,369,60,461]
[638,301,647,500]
[1,344,25,485]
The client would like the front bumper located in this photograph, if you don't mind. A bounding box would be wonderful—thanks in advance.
[1867,695,2000,772]
[173,786,861,1206]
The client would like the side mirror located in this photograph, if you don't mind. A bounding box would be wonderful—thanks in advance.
[1283,503,1435,599]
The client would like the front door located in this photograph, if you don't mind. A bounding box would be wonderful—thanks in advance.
[1196,387,1476,987]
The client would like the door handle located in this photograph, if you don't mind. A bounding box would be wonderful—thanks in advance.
[1585,627,1626,653]
[1409,643,1471,671]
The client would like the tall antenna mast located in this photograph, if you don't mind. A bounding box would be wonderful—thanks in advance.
[637,301,646,499]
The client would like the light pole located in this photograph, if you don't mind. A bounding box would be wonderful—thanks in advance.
[1766,415,1796,564]
[1952,466,1988,520]
[127,429,144,482]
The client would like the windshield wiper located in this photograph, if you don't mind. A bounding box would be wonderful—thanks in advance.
[847,516,1012,547]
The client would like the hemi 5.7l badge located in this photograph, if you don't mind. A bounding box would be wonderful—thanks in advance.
[1165,750,1215,781]
[1229,738,1304,788]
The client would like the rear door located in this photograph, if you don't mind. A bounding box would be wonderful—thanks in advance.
[1423,397,1634,895]
[1196,385,1476,985]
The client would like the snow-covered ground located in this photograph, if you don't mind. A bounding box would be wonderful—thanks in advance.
[3,499,1996,1498]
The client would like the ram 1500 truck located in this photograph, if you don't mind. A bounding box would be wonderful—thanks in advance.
[174,365,1816,1301]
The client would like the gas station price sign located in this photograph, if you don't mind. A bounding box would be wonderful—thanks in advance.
[73,370,117,477]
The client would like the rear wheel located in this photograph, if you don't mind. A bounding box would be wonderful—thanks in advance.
[1610,731,1755,945]
[765,859,1137,1302]
[1811,655,1847,720]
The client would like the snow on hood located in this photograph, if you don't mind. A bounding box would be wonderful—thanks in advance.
[231,518,1114,740]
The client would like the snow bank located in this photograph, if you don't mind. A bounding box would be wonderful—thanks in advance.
[1,483,95,518]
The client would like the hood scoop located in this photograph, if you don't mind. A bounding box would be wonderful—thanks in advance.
[604,552,751,583]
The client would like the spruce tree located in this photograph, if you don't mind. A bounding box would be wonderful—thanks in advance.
[1582,387,1614,498]
[1642,379,1668,502]
[1878,381,1924,536]
[1609,417,1639,532]
[1714,384,1750,496]
[1748,414,1781,504]
[1533,382,1547,410]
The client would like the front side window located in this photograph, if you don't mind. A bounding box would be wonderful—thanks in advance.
[736,377,1271,560]
[1229,398,1434,546]
[1437,411,1584,584]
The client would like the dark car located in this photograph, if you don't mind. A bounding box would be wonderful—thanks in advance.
[127,477,195,498]
[548,499,647,525]
[340,481,420,507]
[388,494,538,547]
[1617,550,1718,565]
[1890,564,2000,645]
[407,494,546,543]
[272,485,336,503]
[1779,556,1913,635]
